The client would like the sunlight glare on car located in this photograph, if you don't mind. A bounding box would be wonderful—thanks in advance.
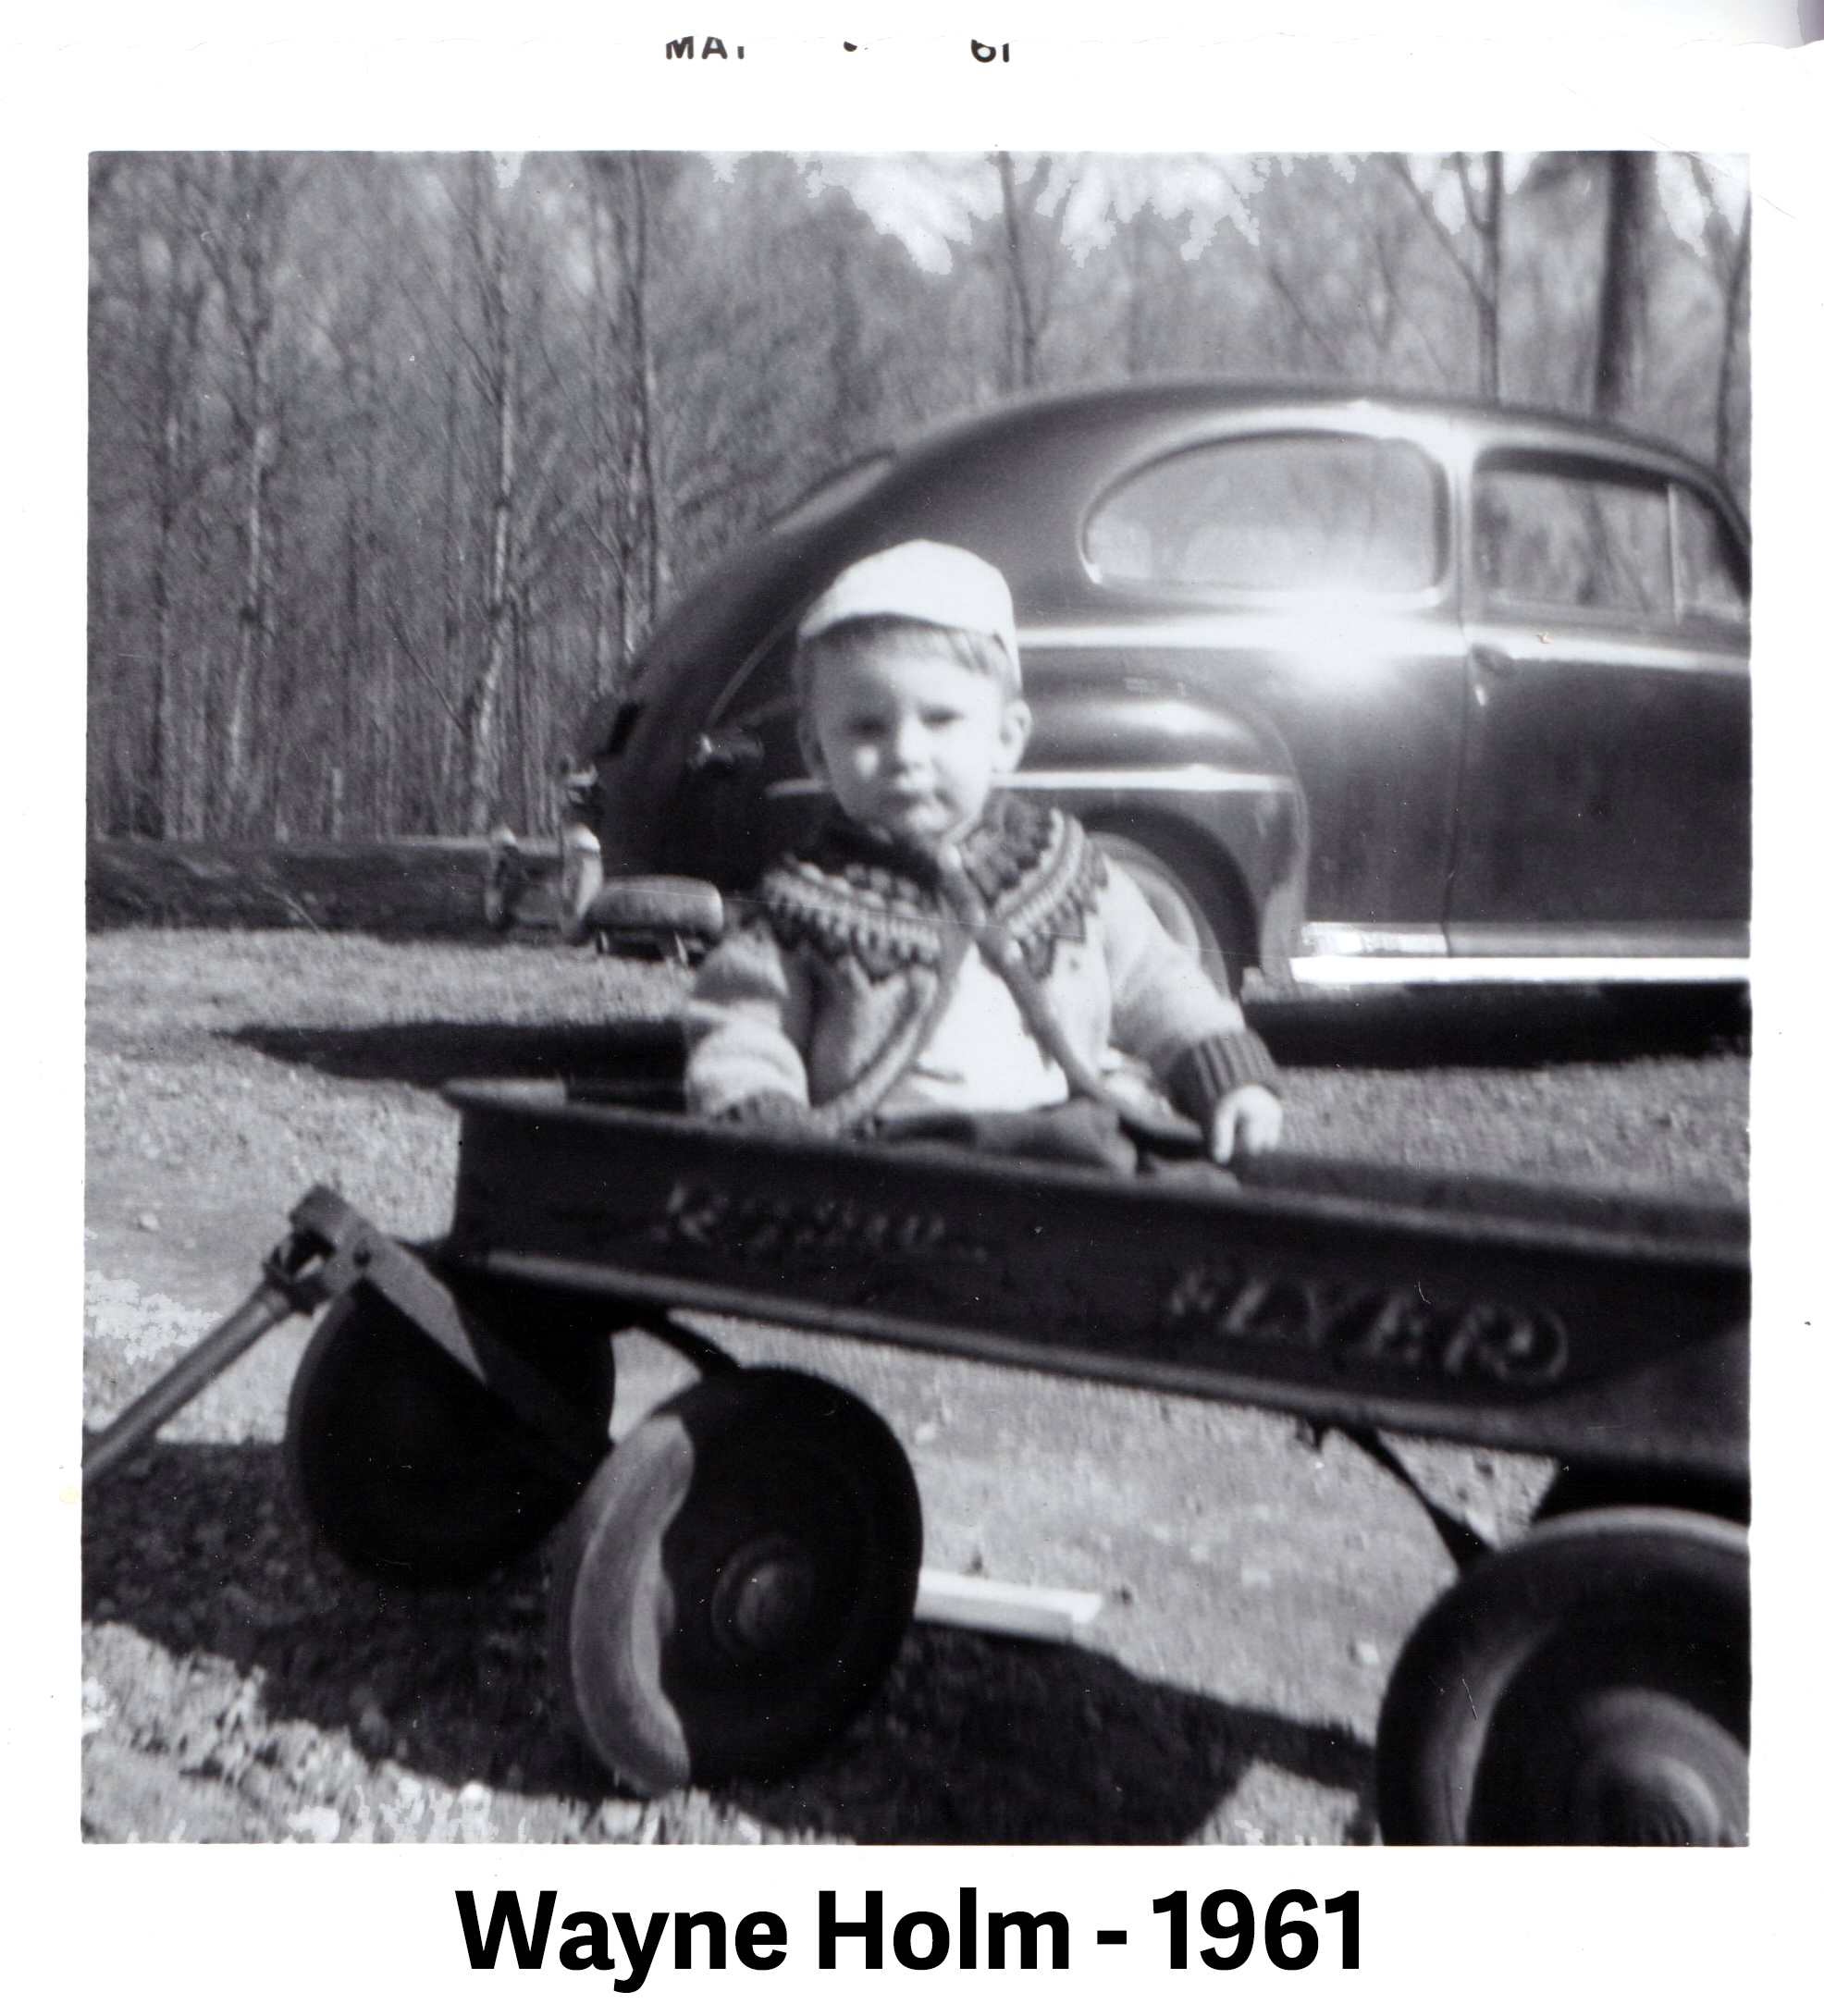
[1268,602,1442,685]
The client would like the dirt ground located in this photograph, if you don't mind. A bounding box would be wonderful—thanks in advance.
[80,929,1748,1843]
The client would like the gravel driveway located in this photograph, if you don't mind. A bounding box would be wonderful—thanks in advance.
[80,930,1748,1843]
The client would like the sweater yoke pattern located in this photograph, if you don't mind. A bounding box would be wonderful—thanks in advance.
[759,799,1107,984]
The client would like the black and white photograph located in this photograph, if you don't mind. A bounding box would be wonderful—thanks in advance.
[80,140,1756,1847]
[18,2,1824,2003]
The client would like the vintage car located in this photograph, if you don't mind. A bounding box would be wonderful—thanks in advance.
[543,385,1750,989]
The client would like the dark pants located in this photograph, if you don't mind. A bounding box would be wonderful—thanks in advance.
[870,1099,1236,1185]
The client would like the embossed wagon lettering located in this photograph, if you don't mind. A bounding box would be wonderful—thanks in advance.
[658,1179,958,1263]
[1165,1259,1569,1388]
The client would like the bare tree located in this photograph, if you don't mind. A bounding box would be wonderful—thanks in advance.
[588,153,665,670]
[86,151,1748,848]
[992,153,1079,393]
[1390,153,1504,398]
[1681,155,1751,489]
[1593,153,1652,422]
[91,158,216,836]
[448,156,524,832]
[187,154,295,834]
[580,165,623,693]
[142,176,210,837]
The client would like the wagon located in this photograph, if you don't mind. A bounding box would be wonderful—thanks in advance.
[83,1041,1749,1845]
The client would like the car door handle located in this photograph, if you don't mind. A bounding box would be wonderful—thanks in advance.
[684,728,764,775]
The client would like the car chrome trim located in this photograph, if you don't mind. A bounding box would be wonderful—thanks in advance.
[763,767,1294,802]
[1445,924,1748,959]
[1299,923,1450,958]
[1288,954,1751,987]
[1462,625,1748,674]
[1006,768,1294,795]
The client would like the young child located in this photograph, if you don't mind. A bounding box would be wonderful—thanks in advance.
[684,540,1282,1169]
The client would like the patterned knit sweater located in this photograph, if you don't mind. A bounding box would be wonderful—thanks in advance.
[683,796,1279,1139]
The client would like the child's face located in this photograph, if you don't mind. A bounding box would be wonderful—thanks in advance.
[803,634,1031,847]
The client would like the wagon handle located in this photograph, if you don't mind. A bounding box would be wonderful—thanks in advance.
[80,1216,337,1488]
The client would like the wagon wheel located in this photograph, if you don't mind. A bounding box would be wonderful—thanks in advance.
[549,1367,922,1795]
[286,1281,615,1588]
[1374,1507,1747,1845]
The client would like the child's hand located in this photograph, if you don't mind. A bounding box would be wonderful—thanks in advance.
[1209,1086,1282,1164]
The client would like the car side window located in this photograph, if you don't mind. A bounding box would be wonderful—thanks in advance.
[1085,434,1443,594]
[1671,484,1749,622]
[1473,461,1673,621]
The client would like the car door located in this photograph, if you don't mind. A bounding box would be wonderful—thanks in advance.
[1083,425,1471,940]
[1448,453,1750,959]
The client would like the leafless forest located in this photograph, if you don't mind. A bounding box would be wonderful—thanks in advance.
[87,151,1749,846]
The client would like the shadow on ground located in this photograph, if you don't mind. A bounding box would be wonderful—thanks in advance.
[84,1441,1371,1845]
[228,985,1746,1095]
[233,1018,685,1090]
[1246,983,1748,1069]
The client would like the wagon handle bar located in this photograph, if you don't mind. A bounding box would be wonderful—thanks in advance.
[80,1223,334,1488]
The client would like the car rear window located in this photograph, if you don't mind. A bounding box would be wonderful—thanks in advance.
[1473,459,1748,625]
[1671,484,1749,621]
[1475,462,1672,618]
[1085,433,1443,594]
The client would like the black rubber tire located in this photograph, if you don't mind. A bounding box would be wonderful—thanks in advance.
[548,1368,922,1794]
[1091,830,1247,994]
[1534,1460,1749,1531]
[1375,1507,1748,1844]
[286,1281,614,1587]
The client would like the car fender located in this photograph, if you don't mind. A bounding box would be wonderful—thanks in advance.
[1011,670,1306,979]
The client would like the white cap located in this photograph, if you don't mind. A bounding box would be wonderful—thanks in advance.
[795,540,1021,689]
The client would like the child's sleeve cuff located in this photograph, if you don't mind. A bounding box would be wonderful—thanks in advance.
[1165,1027,1283,1129]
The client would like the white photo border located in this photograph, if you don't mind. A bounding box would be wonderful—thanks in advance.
[18,4,1821,2006]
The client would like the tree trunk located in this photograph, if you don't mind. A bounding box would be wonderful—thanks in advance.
[224,338,272,835]
[1478,152,1503,400]
[995,152,1042,392]
[461,160,520,833]
[608,154,660,670]
[584,168,619,691]
[1715,217,1747,491]
[1696,170,1750,495]
[438,333,466,832]
[464,345,516,830]
[147,486,177,838]
[191,156,286,839]
[1594,153,1651,422]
